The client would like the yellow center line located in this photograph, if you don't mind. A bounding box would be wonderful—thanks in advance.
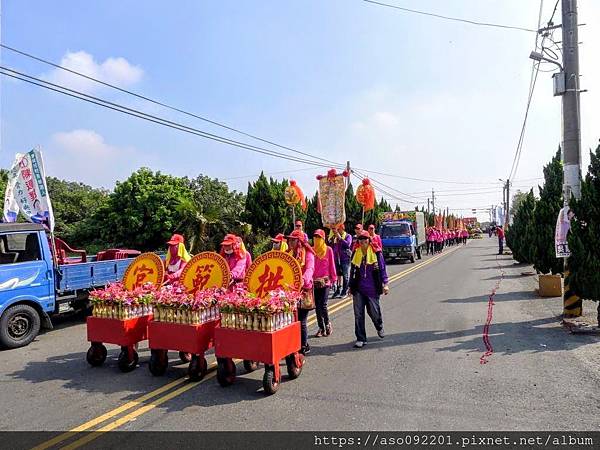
[40,246,462,450]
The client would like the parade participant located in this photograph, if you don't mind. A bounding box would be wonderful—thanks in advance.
[165,234,192,283]
[271,233,288,252]
[462,229,469,245]
[294,220,309,243]
[286,229,315,354]
[496,225,505,255]
[312,229,337,337]
[330,224,352,298]
[349,231,389,348]
[426,227,434,255]
[435,228,444,253]
[352,223,364,251]
[220,233,252,283]
[367,224,382,252]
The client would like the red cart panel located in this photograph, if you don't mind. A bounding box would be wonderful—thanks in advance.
[214,322,301,365]
[86,315,151,347]
[148,320,218,355]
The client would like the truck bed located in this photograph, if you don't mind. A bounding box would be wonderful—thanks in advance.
[57,259,135,293]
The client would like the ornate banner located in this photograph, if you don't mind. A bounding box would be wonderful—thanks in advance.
[244,250,303,298]
[318,170,347,228]
[179,252,231,293]
[123,253,165,291]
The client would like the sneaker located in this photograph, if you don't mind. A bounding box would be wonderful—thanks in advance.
[314,329,324,338]
[325,323,332,336]
[377,328,385,339]
[353,341,365,348]
[301,344,311,355]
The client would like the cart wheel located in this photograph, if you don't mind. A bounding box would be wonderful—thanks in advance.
[118,348,139,373]
[188,355,208,381]
[216,358,236,387]
[179,352,192,363]
[262,365,280,395]
[86,343,107,367]
[243,360,259,373]
[149,349,168,376]
[285,353,304,379]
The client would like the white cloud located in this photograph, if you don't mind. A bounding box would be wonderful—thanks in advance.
[43,51,143,92]
[47,129,156,188]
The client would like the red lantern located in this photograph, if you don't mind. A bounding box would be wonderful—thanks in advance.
[356,178,375,211]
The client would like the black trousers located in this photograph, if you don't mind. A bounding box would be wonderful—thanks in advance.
[314,286,330,331]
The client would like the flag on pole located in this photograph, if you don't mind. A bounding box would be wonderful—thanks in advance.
[5,148,54,231]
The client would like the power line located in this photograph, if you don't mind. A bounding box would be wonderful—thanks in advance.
[0,43,340,167]
[507,0,547,182]
[0,66,343,170]
[362,0,537,33]
[352,167,499,185]
[223,166,320,181]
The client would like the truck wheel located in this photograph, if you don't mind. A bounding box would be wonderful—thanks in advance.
[0,304,41,349]
[410,253,415,263]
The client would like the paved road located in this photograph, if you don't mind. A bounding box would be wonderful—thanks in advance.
[3,238,600,445]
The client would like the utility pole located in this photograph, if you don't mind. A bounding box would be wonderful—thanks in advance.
[427,198,430,215]
[561,0,582,202]
[505,180,510,227]
[560,0,583,318]
[431,189,435,216]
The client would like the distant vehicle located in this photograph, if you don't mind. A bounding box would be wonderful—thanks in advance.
[379,211,426,263]
[0,223,140,349]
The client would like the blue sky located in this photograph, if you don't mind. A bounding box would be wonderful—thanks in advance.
[1,1,599,221]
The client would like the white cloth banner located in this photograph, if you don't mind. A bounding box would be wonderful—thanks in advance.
[3,166,19,223]
[6,148,54,231]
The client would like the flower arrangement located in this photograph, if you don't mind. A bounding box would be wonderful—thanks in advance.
[89,282,155,320]
[218,287,300,332]
[152,283,221,325]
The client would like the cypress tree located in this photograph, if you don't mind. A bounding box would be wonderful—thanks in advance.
[506,189,537,264]
[532,149,564,274]
[568,143,600,303]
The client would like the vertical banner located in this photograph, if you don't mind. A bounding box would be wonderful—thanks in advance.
[3,171,19,223]
[555,206,572,258]
[8,148,55,230]
[317,169,347,228]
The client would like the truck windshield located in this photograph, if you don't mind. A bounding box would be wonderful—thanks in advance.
[381,223,411,238]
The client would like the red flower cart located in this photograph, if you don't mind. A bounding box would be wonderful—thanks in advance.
[213,250,305,395]
[214,320,304,395]
[86,314,151,372]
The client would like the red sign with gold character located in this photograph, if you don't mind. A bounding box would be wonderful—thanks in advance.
[122,253,165,291]
[244,250,302,298]
[179,252,231,293]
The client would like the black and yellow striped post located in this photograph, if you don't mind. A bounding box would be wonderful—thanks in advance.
[563,266,582,318]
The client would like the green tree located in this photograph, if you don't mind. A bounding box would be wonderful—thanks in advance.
[344,182,363,231]
[0,169,7,201]
[101,168,193,251]
[46,177,109,245]
[532,148,564,274]
[304,191,322,236]
[568,143,600,302]
[244,173,291,237]
[506,189,537,264]
[176,175,246,253]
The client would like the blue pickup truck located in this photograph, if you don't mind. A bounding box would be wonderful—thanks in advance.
[0,223,137,349]
[379,211,426,263]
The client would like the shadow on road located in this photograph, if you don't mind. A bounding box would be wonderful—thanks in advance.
[310,314,598,360]
[443,289,538,304]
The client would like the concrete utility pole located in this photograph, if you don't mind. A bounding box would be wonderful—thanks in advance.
[561,0,582,202]
[560,0,583,317]
[431,189,435,216]
[505,180,510,227]
[427,198,430,215]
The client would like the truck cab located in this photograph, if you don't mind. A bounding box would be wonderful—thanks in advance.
[380,220,417,263]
